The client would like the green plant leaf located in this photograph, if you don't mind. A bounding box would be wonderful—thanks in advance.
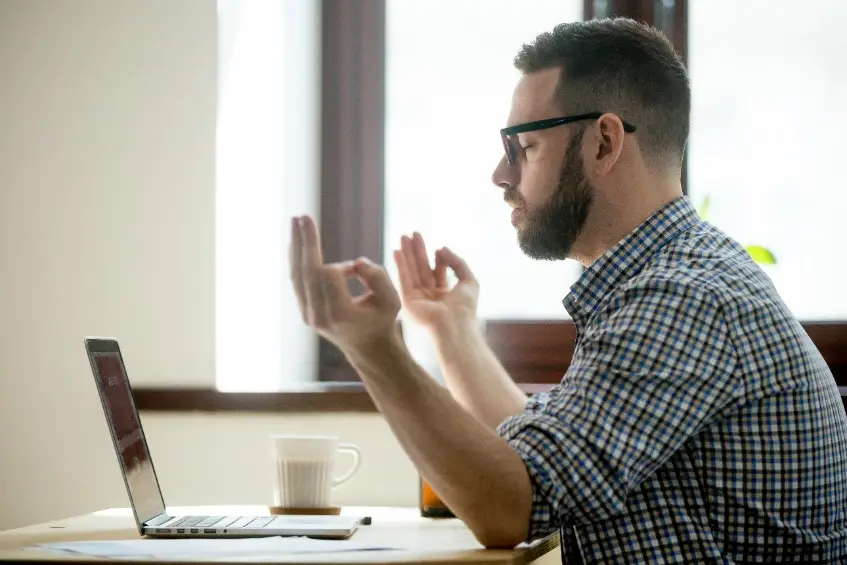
[697,194,711,221]
[745,245,777,265]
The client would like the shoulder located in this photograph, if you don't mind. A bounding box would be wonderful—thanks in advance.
[578,262,737,376]
[594,266,727,330]
[600,220,756,326]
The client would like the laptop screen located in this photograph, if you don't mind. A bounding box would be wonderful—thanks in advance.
[88,342,166,526]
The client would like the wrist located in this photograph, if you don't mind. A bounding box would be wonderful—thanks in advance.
[430,316,487,359]
[342,325,408,370]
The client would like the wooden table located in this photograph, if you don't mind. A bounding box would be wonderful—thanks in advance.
[0,506,560,565]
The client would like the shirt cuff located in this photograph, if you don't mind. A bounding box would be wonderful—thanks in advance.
[525,389,553,413]
[496,412,567,542]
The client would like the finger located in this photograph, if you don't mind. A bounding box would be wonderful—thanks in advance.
[439,246,476,283]
[433,249,449,289]
[412,232,435,288]
[298,217,328,326]
[400,235,422,288]
[393,249,414,298]
[354,257,400,311]
[335,260,358,276]
[289,217,308,322]
[319,262,356,321]
[299,215,324,273]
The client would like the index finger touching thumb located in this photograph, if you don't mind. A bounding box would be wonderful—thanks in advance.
[437,247,476,283]
[354,257,399,301]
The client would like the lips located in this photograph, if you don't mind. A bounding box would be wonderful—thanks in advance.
[511,208,523,226]
[504,193,523,226]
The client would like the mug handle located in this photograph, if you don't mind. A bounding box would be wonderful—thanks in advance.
[333,443,361,487]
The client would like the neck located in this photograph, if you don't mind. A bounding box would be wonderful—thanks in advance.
[572,171,683,267]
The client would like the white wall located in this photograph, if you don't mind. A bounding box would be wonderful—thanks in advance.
[0,0,417,531]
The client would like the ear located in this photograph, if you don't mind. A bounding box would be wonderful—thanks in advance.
[588,113,626,176]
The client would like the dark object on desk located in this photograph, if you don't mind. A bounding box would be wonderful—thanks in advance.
[419,477,455,518]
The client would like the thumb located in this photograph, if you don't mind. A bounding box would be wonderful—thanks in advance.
[353,257,400,306]
[438,247,476,283]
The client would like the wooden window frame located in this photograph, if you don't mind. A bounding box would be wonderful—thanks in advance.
[135,0,847,412]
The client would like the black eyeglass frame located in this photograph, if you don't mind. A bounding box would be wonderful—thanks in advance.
[499,112,636,165]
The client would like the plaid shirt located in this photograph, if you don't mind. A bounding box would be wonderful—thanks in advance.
[497,196,847,564]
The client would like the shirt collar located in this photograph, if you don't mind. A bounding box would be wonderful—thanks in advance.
[563,196,701,327]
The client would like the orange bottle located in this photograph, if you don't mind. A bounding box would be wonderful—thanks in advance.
[419,477,455,518]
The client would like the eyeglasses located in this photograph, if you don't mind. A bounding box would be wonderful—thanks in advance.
[500,112,637,166]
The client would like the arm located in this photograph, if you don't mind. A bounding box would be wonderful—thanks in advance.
[288,218,533,548]
[431,316,528,429]
[345,329,533,549]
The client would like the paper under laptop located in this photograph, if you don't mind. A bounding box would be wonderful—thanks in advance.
[32,537,395,560]
[84,336,361,539]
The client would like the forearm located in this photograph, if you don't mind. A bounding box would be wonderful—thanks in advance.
[343,333,532,548]
[431,318,528,429]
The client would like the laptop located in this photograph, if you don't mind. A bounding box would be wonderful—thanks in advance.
[84,336,362,539]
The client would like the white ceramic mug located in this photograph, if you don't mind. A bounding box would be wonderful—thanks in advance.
[270,435,361,508]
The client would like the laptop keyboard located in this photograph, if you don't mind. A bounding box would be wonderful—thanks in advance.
[165,516,275,529]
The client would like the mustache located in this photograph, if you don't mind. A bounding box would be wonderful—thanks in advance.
[503,191,523,208]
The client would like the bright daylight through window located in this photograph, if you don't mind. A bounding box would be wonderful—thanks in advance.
[384,0,584,323]
[215,0,847,392]
[687,0,847,320]
[216,0,320,391]
[384,0,584,379]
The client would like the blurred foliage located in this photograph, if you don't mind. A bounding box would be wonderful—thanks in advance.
[696,194,777,265]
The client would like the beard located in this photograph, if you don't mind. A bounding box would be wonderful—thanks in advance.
[515,129,593,261]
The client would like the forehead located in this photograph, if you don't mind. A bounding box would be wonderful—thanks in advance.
[507,67,562,126]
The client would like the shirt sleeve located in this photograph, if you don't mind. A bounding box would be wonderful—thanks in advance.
[524,388,556,412]
[496,276,739,541]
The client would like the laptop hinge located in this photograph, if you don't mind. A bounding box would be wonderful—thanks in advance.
[145,513,173,527]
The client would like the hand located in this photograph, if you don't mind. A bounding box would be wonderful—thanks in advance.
[393,232,479,333]
[289,215,401,352]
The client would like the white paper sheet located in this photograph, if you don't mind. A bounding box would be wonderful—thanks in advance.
[30,537,396,560]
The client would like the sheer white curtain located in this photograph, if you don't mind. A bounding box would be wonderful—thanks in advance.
[688,0,847,319]
[216,0,320,391]
[384,1,584,379]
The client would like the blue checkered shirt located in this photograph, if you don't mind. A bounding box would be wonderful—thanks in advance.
[497,196,847,563]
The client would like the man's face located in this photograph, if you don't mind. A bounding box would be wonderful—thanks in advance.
[492,68,594,261]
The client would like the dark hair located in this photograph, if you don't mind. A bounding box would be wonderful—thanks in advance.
[514,17,690,166]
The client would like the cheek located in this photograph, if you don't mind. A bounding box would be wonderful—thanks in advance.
[518,165,559,209]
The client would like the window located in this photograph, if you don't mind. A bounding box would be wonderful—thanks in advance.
[384,0,585,380]
[384,0,584,323]
[215,0,320,391]
[137,0,846,410]
[687,0,847,320]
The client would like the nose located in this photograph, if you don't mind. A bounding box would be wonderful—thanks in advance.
[491,154,518,191]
